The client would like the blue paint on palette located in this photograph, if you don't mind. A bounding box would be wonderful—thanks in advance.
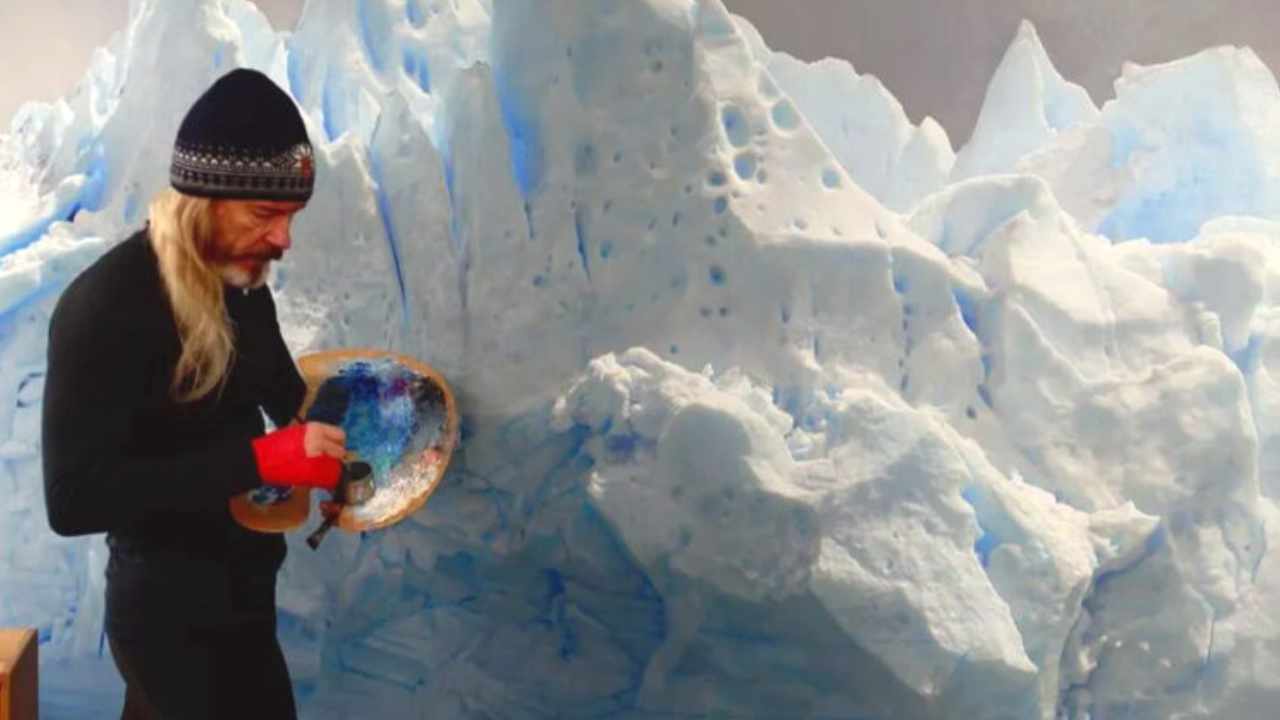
[252,357,447,505]
[309,358,446,482]
[249,484,294,504]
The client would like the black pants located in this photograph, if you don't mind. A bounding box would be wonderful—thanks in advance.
[106,617,297,720]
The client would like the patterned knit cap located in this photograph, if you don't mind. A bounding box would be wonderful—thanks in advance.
[170,68,314,202]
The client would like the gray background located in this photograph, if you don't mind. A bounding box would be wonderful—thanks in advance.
[0,1,1274,146]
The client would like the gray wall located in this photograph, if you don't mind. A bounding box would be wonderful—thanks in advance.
[0,1,1276,147]
[729,0,1280,144]
[0,0,300,131]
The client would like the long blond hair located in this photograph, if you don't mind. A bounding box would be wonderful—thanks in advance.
[146,187,236,404]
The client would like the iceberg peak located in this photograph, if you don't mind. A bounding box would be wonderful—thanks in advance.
[952,18,1099,182]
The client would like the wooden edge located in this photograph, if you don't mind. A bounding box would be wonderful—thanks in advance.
[229,486,312,532]
[327,349,461,532]
[0,627,34,660]
[0,628,36,720]
[0,626,35,679]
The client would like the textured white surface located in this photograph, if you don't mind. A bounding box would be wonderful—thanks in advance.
[4,2,1280,718]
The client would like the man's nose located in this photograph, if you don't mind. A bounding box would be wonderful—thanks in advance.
[265,220,292,251]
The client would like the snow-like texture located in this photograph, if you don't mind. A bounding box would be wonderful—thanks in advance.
[731,15,956,213]
[4,1,1280,718]
[951,21,1098,184]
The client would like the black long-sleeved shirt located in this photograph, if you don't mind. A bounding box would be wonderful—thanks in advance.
[41,225,308,635]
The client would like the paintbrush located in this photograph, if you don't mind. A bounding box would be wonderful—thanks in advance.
[306,459,372,550]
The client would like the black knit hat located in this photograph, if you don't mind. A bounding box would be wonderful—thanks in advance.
[170,68,315,202]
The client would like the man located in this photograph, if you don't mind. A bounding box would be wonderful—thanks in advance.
[41,68,346,719]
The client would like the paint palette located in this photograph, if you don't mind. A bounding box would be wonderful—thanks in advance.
[230,349,459,534]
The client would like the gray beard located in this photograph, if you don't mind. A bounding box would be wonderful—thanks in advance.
[218,261,270,290]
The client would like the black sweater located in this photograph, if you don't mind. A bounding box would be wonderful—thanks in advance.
[41,226,308,633]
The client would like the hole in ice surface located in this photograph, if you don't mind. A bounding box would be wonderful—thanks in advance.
[532,274,546,287]
[708,170,727,187]
[722,105,749,147]
[734,152,758,180]
[709,265,726,285]
[771,99,800,130]
[405,0,426,27]
[719,307,729,317]
[713,197,728,215]
[822,167,842,189]
[574,143,598,176]
[978,384,993,407]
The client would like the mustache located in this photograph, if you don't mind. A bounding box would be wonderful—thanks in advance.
[229,248,284,262]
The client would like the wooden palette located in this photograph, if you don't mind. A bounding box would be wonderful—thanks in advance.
[230,348,459,534]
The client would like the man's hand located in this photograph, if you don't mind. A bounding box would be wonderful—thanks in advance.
[304,422,346,460]
[251,422,347,492]
[304,421,345,515]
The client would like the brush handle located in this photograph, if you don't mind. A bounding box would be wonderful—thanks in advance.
[304,460,374,550]
[306,513,339,550]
